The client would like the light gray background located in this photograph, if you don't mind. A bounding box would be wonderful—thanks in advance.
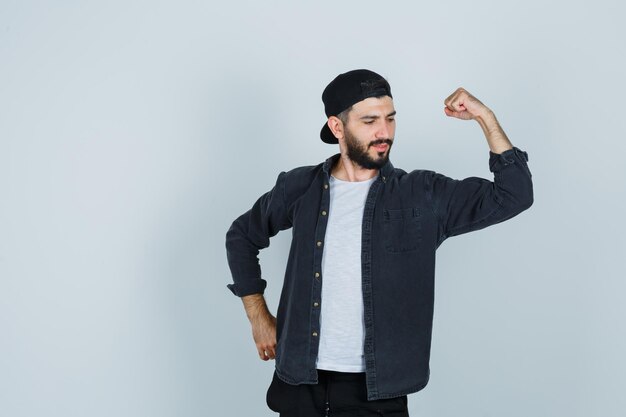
[1,1,624,416]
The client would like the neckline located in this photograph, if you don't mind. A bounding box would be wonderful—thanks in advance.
[330,175,377,184]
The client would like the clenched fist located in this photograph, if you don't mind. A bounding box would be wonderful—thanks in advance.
[444,87,491,121]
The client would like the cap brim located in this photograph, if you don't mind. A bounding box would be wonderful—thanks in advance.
[320,122,338,144]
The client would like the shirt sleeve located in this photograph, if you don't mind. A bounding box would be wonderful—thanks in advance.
[426,146,534,245]
[225,171,292,297]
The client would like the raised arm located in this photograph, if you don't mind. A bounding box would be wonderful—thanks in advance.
[427,88,533,244]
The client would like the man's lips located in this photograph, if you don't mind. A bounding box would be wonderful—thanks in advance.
[371,143,389,152]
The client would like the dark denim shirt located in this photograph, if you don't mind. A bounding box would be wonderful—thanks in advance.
[226,146,533,400]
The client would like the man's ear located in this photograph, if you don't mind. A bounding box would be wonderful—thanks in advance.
[327,116,344,141]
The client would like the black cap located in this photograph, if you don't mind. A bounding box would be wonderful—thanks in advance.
[320,69,392,144]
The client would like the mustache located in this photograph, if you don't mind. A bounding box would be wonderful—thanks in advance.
[369,139,393,147]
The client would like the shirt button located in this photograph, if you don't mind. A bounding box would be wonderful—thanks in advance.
[316,241,322,247]
[313,302,319,307]
[315,272,320,278]
[321,210,327,216]
[312,331,318,337]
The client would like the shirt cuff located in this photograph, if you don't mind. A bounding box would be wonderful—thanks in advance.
[489,146,529,173]
[227,278,267,297]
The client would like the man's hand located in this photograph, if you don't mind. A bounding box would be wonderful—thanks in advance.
[443,87,513,154]
[443,87,491,121]
[251,313,277,361]
[241,294,277,361]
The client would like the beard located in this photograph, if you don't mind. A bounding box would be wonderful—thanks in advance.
[344,127,393,170]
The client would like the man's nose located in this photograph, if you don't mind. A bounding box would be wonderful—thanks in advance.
[376,121,392,139]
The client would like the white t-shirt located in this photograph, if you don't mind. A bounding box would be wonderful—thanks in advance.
[316,174,376,372]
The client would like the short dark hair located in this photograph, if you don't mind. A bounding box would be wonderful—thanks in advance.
[337,106,353,126]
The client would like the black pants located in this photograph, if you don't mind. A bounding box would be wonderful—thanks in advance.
[266,370,410,417]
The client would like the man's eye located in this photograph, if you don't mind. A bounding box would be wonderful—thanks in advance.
[388,118,395,122]
[364,120,375,124]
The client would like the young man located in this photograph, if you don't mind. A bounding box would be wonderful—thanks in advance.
[225,69,533,416]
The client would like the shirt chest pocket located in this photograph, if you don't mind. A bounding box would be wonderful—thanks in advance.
[382,207,423,253]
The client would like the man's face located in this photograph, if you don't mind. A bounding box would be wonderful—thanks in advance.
[341,96,396,170]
